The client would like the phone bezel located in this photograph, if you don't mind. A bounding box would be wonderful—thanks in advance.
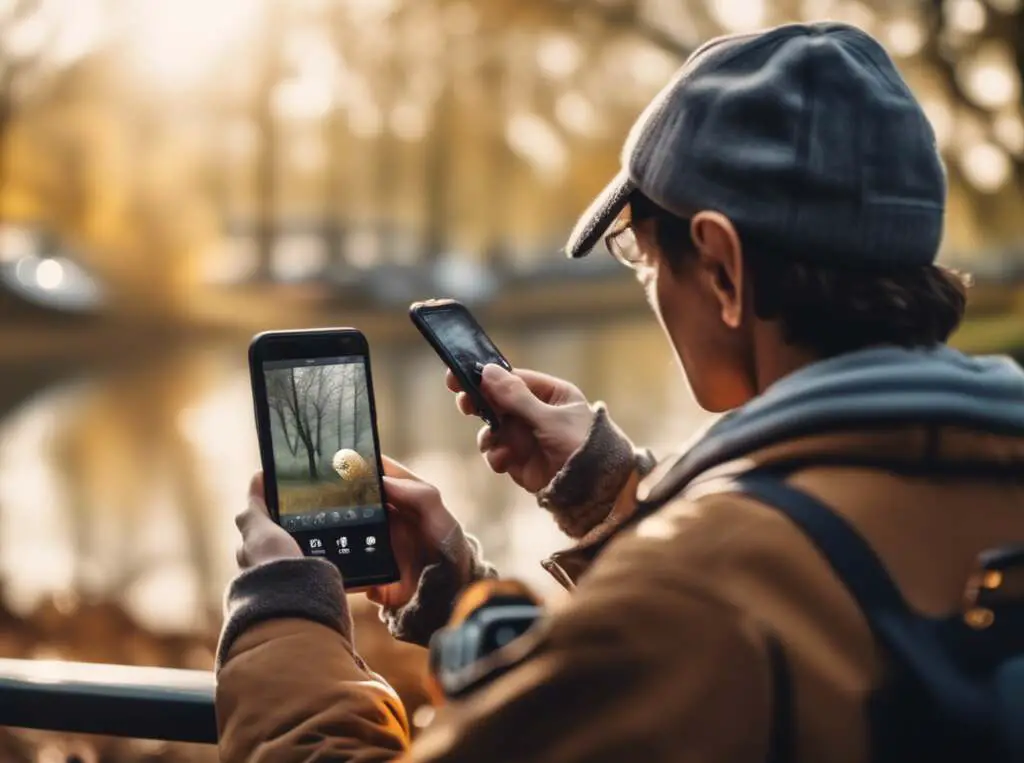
[408,299,510,429]
[248,328,399,586]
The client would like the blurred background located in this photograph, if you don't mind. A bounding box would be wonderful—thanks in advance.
[0,0,1022,758]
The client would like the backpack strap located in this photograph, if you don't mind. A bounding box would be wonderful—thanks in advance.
[733,469,915,763]
[733,469,912,619]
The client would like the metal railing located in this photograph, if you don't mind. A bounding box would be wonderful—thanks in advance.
[0,658,216,743]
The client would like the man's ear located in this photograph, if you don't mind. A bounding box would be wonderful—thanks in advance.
[690,211,745,329]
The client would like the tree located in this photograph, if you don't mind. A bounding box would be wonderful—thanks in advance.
[265,365,342,480]
[306,364,340,458]
[266,370,300,457]
[0,0,57,219]
[288,368,319,479]
[349,364,365,452]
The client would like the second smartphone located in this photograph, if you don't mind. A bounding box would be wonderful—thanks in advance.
[409,298,512,429]
[248,328,399,587]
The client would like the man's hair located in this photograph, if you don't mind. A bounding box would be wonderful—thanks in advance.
[629,193,969,358]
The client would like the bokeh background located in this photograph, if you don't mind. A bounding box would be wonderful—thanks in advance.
[0,0,1022,759]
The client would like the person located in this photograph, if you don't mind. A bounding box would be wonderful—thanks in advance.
[216,21,1024,763]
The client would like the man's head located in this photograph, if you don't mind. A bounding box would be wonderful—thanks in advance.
[565,22,968,412]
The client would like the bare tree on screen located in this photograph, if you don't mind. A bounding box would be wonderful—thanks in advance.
[349,365,366,452]
[288,369,319,479]
[307,365,341,459]
[266,371,300,457]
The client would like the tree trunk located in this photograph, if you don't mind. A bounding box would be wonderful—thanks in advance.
[342,378,350,448]
[273,404,300,456]
[350,375,362,450]
[289,369,319,479]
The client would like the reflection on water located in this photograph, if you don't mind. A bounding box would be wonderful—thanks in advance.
[0,321,713,624]
[0,318,711,755]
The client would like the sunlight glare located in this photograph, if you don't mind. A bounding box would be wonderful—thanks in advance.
[537,33,582,80]
[125,564,202,633]
[946,0,987,35]
[960,140,1011,192]
[959,43,1020,109]
[35,258,65,291]
[126,0,263,87]
[994,111,1024,154]
[505,113,568,183]
[0,388,79,615]
[708,0,766,32]
[4,4,50,59]
[273,77,335,122]
[884,17,926,58]
[555,91,603,138]
[49,0,106,65]
[390,102,429,141]
[0,224,35,263]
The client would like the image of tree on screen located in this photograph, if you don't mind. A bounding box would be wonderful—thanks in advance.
[265,363,381,516]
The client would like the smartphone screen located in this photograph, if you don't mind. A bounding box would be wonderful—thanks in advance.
[253,337,397,586]
[416,303,510,386]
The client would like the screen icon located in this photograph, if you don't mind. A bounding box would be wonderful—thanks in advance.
[309,538,323,550]
[362,508,375,518]
[366,535,376,546]
[338,536,348,548]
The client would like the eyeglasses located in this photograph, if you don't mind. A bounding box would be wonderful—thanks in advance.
[604,218,643,267]
[604,213,695,268]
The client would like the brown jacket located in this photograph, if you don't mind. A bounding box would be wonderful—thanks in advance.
[217,358,1024,762]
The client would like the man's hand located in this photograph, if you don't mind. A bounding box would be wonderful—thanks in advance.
[234,473,302,569]
[366,456,463,610]
[235,462,465,610]
[447,366,595,493]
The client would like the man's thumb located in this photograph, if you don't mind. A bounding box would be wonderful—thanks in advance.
[480,364,548,422]
[382,475,434,514]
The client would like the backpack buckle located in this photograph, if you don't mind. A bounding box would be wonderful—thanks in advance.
[963,545,1024,630]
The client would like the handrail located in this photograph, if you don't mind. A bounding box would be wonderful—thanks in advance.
[0,658,216,743]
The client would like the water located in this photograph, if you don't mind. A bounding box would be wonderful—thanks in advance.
[0,317,712,647]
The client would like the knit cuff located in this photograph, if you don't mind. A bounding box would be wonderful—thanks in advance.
[377,525,498,647]
[536,404,656,538]
[216,557,351,672]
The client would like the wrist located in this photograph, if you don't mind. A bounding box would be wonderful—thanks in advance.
[376,527,498,647]
[536,404,642,538]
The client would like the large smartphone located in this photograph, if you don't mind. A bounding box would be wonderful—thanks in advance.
[409,298,512,429]
[248,328,399,587]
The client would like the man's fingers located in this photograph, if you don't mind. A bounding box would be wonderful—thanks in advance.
[381,455,424,482]
[382,475,440,514]
[511,369,584,406]
[239,472,273,526]
[476,423,499,453]
[484,445,513,474]
[249,472,265,502]
[235,545,247,568]
[455,391,477,417]
[479,365,549,422]
[445,369,463,393]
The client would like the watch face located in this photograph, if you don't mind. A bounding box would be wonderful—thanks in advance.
[430,604,542,699]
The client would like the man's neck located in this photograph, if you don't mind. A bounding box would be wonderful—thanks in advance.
[752,326,820,395]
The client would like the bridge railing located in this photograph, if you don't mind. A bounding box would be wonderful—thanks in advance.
[0,658,216,744]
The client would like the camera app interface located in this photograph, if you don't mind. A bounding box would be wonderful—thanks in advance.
[421,307,509,385]
[262,356,392,577]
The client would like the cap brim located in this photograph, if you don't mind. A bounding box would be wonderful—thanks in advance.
[563,172,636,259]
